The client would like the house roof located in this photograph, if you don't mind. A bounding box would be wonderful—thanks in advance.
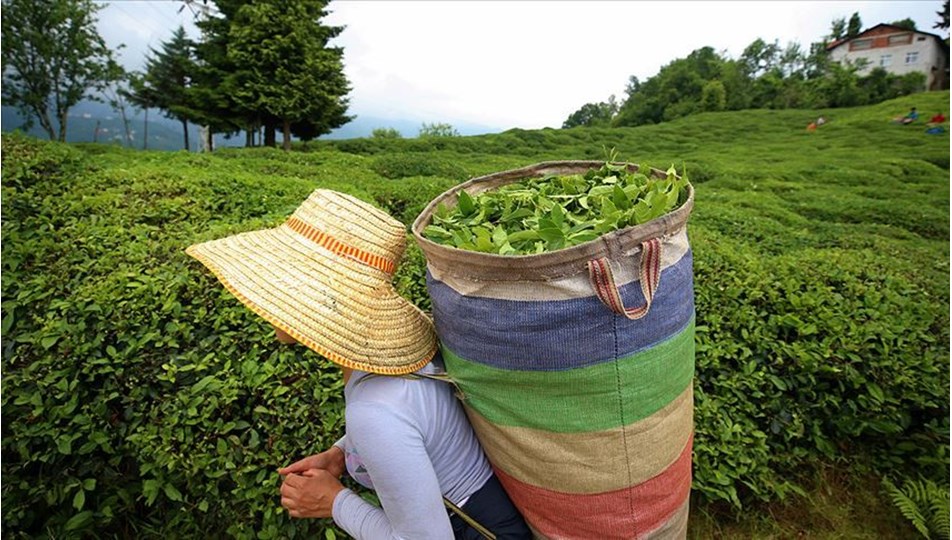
[825,23,948,51]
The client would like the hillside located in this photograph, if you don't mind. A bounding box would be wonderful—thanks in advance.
[2,92,948,539]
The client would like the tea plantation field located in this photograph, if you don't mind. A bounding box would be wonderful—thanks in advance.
[2,92,948,539]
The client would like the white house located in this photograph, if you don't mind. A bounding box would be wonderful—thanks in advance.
[826,24,950,90]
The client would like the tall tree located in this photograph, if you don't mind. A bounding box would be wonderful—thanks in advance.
[191,0,248,149]
[1,0,121,141]
[847,12,863,38]
[131,26,198,150]
[741,38,781,78]
[227,0,351,150]
[936,0,950,31]
[829,17,847,41]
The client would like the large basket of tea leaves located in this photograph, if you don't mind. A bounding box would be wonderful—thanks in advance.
[412,160,695,540]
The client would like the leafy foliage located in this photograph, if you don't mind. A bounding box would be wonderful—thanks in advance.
[562,96,619,128]
[599,13,933,129]
[129,26,198,151]
[371,127,403,139]
[226,0,351,150]
[882,477,950,539]
[423,161,688,254]
[1,91,949,536]
[1,0,122,142]
[418,122,460,138]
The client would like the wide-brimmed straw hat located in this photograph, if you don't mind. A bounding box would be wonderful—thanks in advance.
[185,189,438,375]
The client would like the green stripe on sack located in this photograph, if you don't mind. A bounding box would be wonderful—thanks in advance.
[444,319,695,433]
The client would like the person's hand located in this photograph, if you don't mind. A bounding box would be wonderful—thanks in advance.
[280,469,345,519]
[278,446,345,479]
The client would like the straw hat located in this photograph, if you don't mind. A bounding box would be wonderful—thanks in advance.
[185,189,437,375]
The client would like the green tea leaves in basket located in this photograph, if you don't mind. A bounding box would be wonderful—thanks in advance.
[423,161,689,255]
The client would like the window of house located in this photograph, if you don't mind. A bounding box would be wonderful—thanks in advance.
[906,51,919,64]
[917,36,927,41]
[880,54,892,67]
[888,34,912,46]
[851,39,873,50]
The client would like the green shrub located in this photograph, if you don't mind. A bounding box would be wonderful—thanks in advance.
[1,134,351,538]
[2,91,949,536]
[371,127,402,139]
[370,153,468,181]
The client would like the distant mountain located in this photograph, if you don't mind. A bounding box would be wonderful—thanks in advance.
[1,100,503,149]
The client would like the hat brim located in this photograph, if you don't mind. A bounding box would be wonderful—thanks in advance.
[186,223,437,375]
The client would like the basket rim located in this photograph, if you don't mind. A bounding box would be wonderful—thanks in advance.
[410,160,695,281]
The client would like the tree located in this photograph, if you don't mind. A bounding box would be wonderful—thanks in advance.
[613,47,732,127]
[700,80,726,112]
[847,12,863,38]
[372,127,402,138]
[741,38,781,78]
[562,95,618,128]
[227,0,352,151]
[130,26,198,150]
[890,18,917,31]
[103,70,135,147]
[830,17,847,40]
[936,0,949,30]
[1,0,122,141]
[418,122,459,137]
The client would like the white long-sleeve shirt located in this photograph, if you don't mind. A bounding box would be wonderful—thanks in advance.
[331,359,493,539]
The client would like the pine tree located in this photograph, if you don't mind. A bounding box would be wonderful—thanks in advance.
[131,26,198,150]
[226,0,352,150]
[847,12,862,37]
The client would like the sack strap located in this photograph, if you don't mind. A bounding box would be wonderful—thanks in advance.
[355,371,465,400]
[587,238,662,320]
[443,496,497,540]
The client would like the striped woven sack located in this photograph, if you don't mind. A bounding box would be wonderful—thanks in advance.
[412,161,696,540]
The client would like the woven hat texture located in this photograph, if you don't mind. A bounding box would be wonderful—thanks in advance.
[186,189,437,375]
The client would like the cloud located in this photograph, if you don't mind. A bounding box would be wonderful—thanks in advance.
[93,0,944,131]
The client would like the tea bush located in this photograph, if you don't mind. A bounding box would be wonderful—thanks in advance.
[2,91,949,537]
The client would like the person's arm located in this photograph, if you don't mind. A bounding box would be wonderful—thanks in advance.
[332,400,453,540]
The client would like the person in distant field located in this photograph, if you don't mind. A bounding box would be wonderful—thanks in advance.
[806,121,817,131]
[815,116,827,126]
[928,112,946,125]
[894,107,919,124]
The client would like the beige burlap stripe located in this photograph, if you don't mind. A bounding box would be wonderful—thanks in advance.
[466,386,693,494]
[641,496,689,540]
[428,229,690,301]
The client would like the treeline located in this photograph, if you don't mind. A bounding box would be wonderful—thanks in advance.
[564,13,945,128]
[1,0,351,151]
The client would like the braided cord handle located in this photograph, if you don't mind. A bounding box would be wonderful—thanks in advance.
[587,238,662,320]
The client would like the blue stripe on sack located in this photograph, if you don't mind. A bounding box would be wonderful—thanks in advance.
[428,250,694,371]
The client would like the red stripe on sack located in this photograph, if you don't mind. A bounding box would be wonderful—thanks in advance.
[285,217,396,274]
[494,435,693,540]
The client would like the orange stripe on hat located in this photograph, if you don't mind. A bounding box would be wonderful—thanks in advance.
[285,216,397,275]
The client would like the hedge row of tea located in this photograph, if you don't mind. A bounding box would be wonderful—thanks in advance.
[3,92,949,537]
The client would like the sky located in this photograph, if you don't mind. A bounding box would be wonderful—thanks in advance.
[96,0,947,132]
